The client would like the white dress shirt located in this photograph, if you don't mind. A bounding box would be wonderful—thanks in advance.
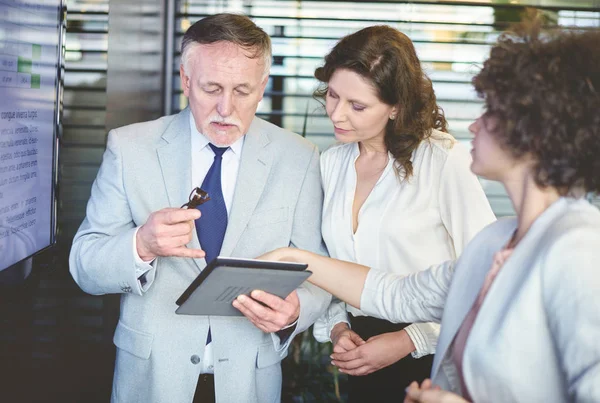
[313,130,496,358]
[133,112,244,374]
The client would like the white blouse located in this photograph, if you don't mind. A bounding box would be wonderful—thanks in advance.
[313,130,496,357]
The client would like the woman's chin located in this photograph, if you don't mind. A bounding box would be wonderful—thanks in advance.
[470,163,496,182]
[470,160,483,177]
[334,133,354,143]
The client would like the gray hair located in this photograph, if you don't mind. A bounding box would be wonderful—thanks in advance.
[181,13,272,79]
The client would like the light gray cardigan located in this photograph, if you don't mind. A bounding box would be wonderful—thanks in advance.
[361,197,600,402]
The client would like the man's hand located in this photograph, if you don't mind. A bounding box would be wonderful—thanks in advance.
[404,379,469,403]
[233,290,300,333]
[136,208,205,261]
[331,329,415,376]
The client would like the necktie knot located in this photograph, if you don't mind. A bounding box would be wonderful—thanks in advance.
[208,143,228,159]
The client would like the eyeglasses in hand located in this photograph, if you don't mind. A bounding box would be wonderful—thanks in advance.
[181,187,210,209]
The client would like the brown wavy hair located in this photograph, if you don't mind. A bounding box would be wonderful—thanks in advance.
[473,15,600,194]
[314,25,447,178]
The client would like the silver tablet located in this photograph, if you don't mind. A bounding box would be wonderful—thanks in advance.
[175,256,311,316]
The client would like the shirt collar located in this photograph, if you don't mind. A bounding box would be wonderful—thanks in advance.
[189,112,245,156]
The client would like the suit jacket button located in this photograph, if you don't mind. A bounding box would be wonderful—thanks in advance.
[190,355,200,365]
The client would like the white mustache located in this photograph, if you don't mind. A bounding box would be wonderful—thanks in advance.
[209,115,240,127]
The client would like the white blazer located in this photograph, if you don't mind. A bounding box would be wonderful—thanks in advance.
[69,109,331,403]
[361,197,600,402]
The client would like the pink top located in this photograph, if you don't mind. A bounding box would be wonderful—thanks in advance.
[451,246,514,401]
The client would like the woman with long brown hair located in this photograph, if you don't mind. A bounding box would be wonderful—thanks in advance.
[310,25,495,401]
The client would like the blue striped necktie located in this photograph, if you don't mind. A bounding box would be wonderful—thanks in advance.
[196,143,229,345]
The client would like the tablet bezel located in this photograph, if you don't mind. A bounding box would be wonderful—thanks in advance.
[175,256,308,307]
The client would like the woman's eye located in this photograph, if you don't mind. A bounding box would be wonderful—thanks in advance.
[327,90,338,99]
[352,104,365,111]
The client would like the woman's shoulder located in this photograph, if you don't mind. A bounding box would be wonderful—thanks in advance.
[419,130,465,160]
[543,198,600,245]
[539,199,600,313]
[414,129,472,172]
[428,129,458,149]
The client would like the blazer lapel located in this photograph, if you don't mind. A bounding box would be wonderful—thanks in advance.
[220,119,272,257]
[458,199,570,395]
[156,108,206,270]
[432,198,569,384]
[157,108,191,208]
[431,218,516,379]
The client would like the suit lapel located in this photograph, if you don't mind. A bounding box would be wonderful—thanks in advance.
[220,119,272,257]
[156,109,206,270]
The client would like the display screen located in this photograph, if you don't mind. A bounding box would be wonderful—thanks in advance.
[0,0,63,271]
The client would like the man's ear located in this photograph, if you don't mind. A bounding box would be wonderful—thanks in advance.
[258,75,269,101]
[180,64,190,97]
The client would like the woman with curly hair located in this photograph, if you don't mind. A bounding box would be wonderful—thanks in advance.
[311,25,495,401]
[255,19,600,403]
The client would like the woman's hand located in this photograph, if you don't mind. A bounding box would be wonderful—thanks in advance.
[331,329,415,376]
[257,247,297,262]
[404,379,469,403]
[330,322,365,352]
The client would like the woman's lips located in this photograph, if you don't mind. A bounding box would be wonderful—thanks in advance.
[334,126,351,134]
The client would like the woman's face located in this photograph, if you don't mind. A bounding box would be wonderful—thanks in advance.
[325,68,397,145]
[469,113,519,181]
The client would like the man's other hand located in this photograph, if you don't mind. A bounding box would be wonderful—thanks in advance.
[136,207,205,261]
[233,290,300,333]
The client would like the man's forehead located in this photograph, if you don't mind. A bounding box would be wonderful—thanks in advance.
[198,41,244,55]
[188,42,266,82]
[192,41,263,64]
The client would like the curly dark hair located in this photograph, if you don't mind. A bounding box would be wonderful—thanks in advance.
[473,17,600,194]
[313,25,447,178]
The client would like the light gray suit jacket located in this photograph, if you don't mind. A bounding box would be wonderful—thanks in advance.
[361,197,600,402]
[69,109,331,403]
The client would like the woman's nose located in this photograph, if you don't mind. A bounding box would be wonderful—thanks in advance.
[329,101,346,123]
[468,118,480,135]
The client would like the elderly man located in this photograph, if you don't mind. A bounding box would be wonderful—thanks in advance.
[69,13,330,403]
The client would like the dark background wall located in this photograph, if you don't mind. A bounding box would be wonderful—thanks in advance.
[1,0,165,401]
